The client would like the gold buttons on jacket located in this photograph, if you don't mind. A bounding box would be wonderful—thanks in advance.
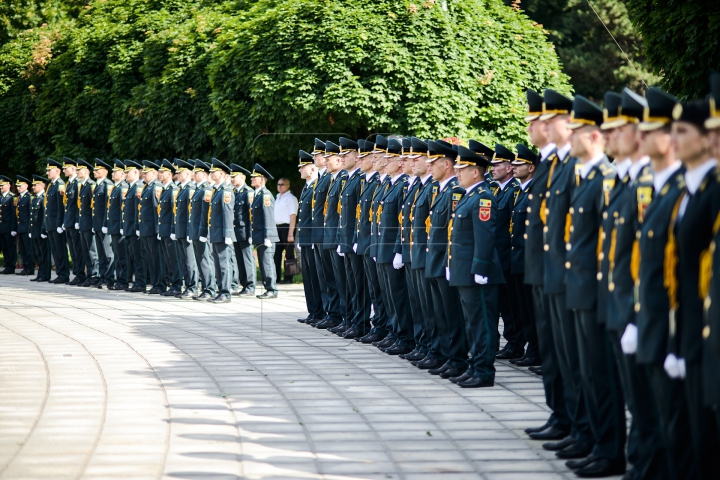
[565,262,571,269]
[566,243,571,251]
[597,272,603,280]
[569,207,574,214]
[544,245,549,251]
[525,220,530,226]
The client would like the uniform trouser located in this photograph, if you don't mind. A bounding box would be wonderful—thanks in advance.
[513,274,538,358]
[0,232,16,270]
[124,234,145,288]
[363,254,389,336]
[413,268,435,355]
[233,241,256,291]
[32,236,50,279]
[94,231,114,283]
[257,243,277,293]
[177,237,198,293]
[429,276,467,369]
[346,251,370,331]
[274,224,295,281]
[142,235,164,289]
[405,263,426,350]
[66,227,84,280]
[380,262,414,347]
[212,242,232,295]
[301,246,323,320]
[111,234,128,287]
[48,229,69,280]
[574,309,626,461]
[684,361,720,480]
[315,245,341,321]
[458,284,499,381]
[499,269,524,351]
[17,233,33,272]
[79,229,99,279]
[330,250,348,323]
[646,363,697,480]
[548,292,589,439]
[608,330,665,479]
[160,237,182,291]
[532,286,570,431]
[193,240,215,295]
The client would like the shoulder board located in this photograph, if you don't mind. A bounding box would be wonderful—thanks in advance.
[451,184,464,191]
[588,170,596,180]
[638,173,654,183]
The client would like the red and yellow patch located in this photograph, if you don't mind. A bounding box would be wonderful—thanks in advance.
[479,198,492,222]
[264,193,272,207]
[59,184,66,195]
[136,187,143,199]
[204,189,212,203]
[452,192,462,211]
[155,186,163,200]
[224,191,232,204]
[637,186,652,223]
[121,187,128,200]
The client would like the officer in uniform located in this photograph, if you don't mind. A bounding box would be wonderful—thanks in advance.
[62,158,85,285]
[207,158,236,303]
[45,159,70,284]
[76,159,99,286]
[191,160,216,300]
[14,175,33,276]
[0,175,18,273]
[29,175,51,282]
[448,145,503,387]
[158,159,182,296]
[122,160,146,292]
[250,163,279,299]
[229,163,256,296]
[92,159,115,288]
[106,160,128,290]
[172,159,199,299]
[296,150,323,323]
[139,160,165,294]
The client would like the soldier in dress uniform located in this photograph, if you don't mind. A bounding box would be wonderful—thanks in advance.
[122,160,146,292]
[92,159,115,288]
[296,150,323,324]
[565,96,626,478]
[206,158,236,303]
[139,160,165,294]
[448,145,504,387]
[45,159,70,284]
[191,160,216,300]
[106,160,128,290]
[157,159,183,297]
[173,159,199,299]
[14,175,33,276]
[76,159,99,286]
[250,163,279,299]
[0,175,17,273]
[62,158,85,285]
[229,163,256,297]
[29,175,51,282]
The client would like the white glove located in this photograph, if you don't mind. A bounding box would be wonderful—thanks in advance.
[10,231,16,237]
[156,234,161,240]
[57,227,64,234]
[373,257,376,262]
[120,229,123,235]
[621,323,638,355]
[249,238,253,245]
[135,230,140,237]
[74,223,79,230]
[225,237,233,246]
[337,245,344,257]
[92,228,95,233]
[353,243,358,253]
[297,244,301,251]
[664,353,686,379]
[28,233,32,238]
[41,234,47,239]
[445,267,450,281]
[393,253,404,269]
[199,236,207,243]
[264,238,272,247]
[170,233,176,241]
[102,227,108,234]
[311,244,314,249]
[474,275,488,285]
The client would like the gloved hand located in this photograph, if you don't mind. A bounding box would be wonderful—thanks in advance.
[170,233,176,241]
[311,244,314,250]
[92,228,95,233]
[353,243,358,254]
[445,267,450,281]
[156,234,161,240]
[186,236,191,244]
[664,353,686,379]
[102,227,108,234]
[297,245,301,251]
[248,238,253,245]
[135,230,140,237]
[474,275,488,285]
[28,233,32,238]
[199,236,207,243]
[621,323,638,355]
[74,223,79,230]
[120,229,124,235]
[225,237,233,246]
[337,245,344,257]
[41,234,47,239]
[373,257,376,262]
[393,253,404,270]
[57,227,64,234]
[264,238,272,247]
[10,231,16,237]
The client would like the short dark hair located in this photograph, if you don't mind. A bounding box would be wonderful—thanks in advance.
[278,177,290,185]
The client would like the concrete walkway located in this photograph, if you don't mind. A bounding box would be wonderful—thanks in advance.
[0,276,618,480]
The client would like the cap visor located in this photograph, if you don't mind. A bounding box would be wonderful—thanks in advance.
[454,164,470,169]
[538,113,557,121]
[638,121,668,132]
[705,117,720,130]
[524,114,541,122]
[601,118,627,130]
[567,122,586,130]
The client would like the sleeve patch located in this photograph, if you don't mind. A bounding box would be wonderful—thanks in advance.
[264,193,272,207]
[479,198,492,221]
[224,191,232,204]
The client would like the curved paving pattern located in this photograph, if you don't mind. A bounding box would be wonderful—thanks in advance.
[0,276,617,480]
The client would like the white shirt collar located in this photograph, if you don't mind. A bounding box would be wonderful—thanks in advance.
[421,174,432,185]
[652,160,682,192]
[498,177,513,190]
[77,177,87,185]
[331,170,340,179]
[390,173,404,184]
[556,143,571,161]
[465,181,482,193]
[407,175,416,186]
[579,154,604,179]
[685,158,718,195]
[318,168,327,176]
[68,175,77,182]
[305,178,316,186]
[520,178,533,190]
[163,181,172,188]
[347,168,360,178]
[539,143,556,161]
[628,156,651,182]
[180,180,190,188]
[439,175,456,190]
[365,172,375,182]
[615,158,632,180]
[379,173,387,181]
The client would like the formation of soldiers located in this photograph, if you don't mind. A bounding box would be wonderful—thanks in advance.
[0,158,281,302]
[294,76,720,478]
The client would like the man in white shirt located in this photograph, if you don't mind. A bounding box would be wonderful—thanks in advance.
[273,177,298,284]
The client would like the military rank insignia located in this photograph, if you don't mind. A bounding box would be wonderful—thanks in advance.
[136,187,143,199]
[121,187,128,200]
[59,184,66,195]
[479,199,492,221]
[637,186,652,223]
[154,186,163,200]
[248,192,254,204]
[602,179,615,206]
[224,191,232,204]
[264,193,272,207]
[204,189,212,202]
[107,185,114,196]
[452,192,462,211]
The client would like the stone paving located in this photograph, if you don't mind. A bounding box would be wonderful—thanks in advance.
[0,276,622,480]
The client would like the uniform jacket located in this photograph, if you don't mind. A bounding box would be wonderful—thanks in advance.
[426,177,464,279]
[63,177,79,229]
[356,173,378,256]
[15,192,31,234]
[30,193,46,237]
[139,179,162,237]
[106,180,127,235]
[233,184,252,245]
[369,176,391,258]
[77,179,96,232]
[189,180,211,240]
[323,170,348,249]
[0,192,18,233]
[399,177,422,263]
[45,178,66,231]
[494,177,521,271]
[311,170,332,245]
[122,180,143,235]
[410,178,435,269]
[172,181,194,239]
[449,182,504,286]
[91,178,113,232]
[297,179,316,247]
[524,157,553,285]
[210,183,236,244]
[510,182,531,274]
[376,174,407,263]
[158,182,179,238]
[337,169,363,253]
[251,185,279,245]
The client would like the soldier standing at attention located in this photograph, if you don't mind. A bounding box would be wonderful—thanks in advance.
[76,159,99,287]
[139,160,165,295]
[45,159,69,284]
[29,175,51,282]
[229,163,256,296]
[191,160,216,300]
[62,158,85,285]
[0,175,17,273]
[92,159,115,288]
[172,159,199,299]
[106,160,128,290]
[296,151,323,324]
[14,176,33,276]
[157,159,182,297]
[122,160,146,292]
[250,163,280,299]
[207,159,236,303]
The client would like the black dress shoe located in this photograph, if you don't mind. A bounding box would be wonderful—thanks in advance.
[238,287,255,296]
[315,319,339,330]
[449,371,474,383]
[309,318,324,327]
[515,356,541,367]
[297,317,312,323]
[36,278,50,283]
[458,376,494,388]
[417,357,445,370]
[405,350,426,362]
[385,344,413,356]
[566,454,599,470]
[30,276,40,282]
[210,294,231,303]
[147,287,163,295]
[574,458,626,478]
[496,348,524,360]
[130,286,146,293]
[328,324,347,334]
[68,277,82,286]
[193,292,213,300]
[440,366,466,379]
[524,421,551,435]
[555,440,593,459]
[529,425,570,440]
[359,332,383,344]
[15,270,31,276]
[342,327,363,339]
[177,290,197,299]
[428,361,452,375]
[528,366,543,375]
[80,279,95,287]
[542,435,575,451]
[256,291,278,299]
[374,337,395,349]
[161,289,179,297]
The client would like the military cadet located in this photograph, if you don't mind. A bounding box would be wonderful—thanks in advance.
[173,159,199,299]
[318,140,347,329]
[509,145,539,366]
[296,150,324,324]
[635,87,694,479]
[335,137,370,339]
[250,163,280,299]
[447,145,503,387]
[666,97,720,478]
[191,160,216,300]
[207,158,236,303]
[229,163,256,297]
[139,160,165,294]
[157,159,182,297]
[106,160,128,290]
[92,159,115,288]
[62,158,85,285]
[76,159,99,286]
[565,96,626,478]
[419,140,467,378]
[29,175,51,282]
[14,175,33,276]
[0,175,18,274]
[45,159,70,284]
[122,160,146,292]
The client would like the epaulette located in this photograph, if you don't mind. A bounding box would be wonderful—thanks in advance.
[222,184,232,190]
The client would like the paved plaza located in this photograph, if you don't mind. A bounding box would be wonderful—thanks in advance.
[0,276,622,480]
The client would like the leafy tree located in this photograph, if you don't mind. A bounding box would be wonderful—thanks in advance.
[0,0,85,46]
